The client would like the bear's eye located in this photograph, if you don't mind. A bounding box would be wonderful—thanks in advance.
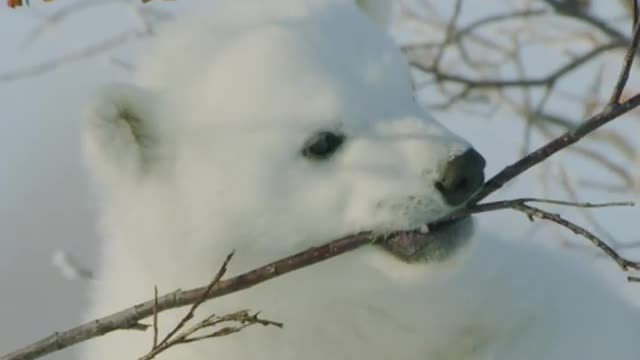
[302,131,345,160]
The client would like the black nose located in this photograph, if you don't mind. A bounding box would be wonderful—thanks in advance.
[435,148,486,206]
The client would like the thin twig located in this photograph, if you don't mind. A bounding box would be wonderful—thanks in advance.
[152,286,158,350]
[609,8,640,104]
[431,0,463,69]
[156,251,235,348]
[543,0,630,41]
[0,31,147,83]
[413,41,626,89]
[138,310,282,360]
[137,251,281,360]
[465,198,634,215]
[0,232,375,360]
[454,9,548,41]
[512,203,640,271]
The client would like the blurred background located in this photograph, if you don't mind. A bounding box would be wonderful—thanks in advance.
[0,0,639,359]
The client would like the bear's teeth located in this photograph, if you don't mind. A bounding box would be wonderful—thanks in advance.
[419,224,430,234]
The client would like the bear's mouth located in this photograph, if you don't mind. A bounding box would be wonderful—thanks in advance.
[377,215,473,263]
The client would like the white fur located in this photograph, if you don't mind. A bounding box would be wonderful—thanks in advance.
[80,1,640,359]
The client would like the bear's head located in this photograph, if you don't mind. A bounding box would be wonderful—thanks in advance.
[83,0,485,280]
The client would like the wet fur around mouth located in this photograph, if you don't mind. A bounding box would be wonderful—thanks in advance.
[378,216,475,263]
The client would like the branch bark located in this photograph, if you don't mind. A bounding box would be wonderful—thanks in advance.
[0,198,636,360]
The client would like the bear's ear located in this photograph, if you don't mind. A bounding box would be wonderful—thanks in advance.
[83,83,159,185]
[355,0,392,28]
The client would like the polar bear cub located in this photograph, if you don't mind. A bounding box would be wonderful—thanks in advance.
[81,1,640,359]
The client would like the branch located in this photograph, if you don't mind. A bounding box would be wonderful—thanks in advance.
[512,203,640,272]
[543,0,630,41]
[467,93,640,203]
[468,14,640,204]
[0,31,144,83]
[137,251,282,359]
[467,198,634,214]
[138,310,281,360]
[412,41,626,89]
[155,251,235,348]
[0,230,375,360]
[610,11,640,104]
[0,199,635,360]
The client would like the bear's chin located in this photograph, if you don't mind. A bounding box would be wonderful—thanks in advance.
[377,216,475,263]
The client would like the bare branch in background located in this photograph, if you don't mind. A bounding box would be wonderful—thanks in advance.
[412,41,625,90]
[0,31,141,82]
[467,13,640,203]
[402,0,640,200]
[1,0,172,82]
